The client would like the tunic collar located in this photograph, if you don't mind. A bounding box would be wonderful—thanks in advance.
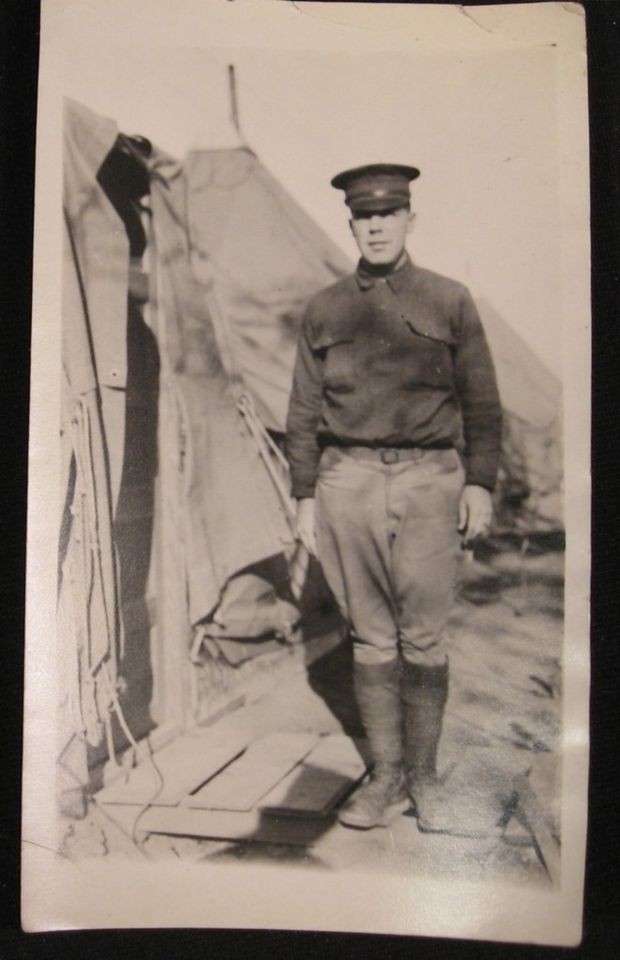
[355,252,414,293]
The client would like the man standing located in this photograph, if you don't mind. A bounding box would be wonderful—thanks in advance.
[286,164,502,831]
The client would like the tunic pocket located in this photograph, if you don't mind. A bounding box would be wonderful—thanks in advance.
[324,341,356,392]
[313,326,356,394]
[398,306,456,389]
[402,335,455,389]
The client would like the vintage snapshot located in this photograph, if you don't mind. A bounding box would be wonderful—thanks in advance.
[22,0,590,945]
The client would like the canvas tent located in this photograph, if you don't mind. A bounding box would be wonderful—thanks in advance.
[58,98,562,810]
[58,100,350,807]
[477,300,562,530]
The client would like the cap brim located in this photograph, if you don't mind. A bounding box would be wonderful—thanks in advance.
[348,197,409,213]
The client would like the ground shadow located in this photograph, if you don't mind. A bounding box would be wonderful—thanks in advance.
[306,635,365,740]
[197,759,366,869]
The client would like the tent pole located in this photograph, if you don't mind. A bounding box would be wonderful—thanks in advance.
[228,64,242,139]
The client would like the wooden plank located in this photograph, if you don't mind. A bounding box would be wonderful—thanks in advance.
[95,729,249,806]
[133,804,328,846]
[514,772,561,885]
[259,734,367,819]
[187,732,319,812]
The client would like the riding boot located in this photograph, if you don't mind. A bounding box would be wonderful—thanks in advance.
[401,660,451,832]
[338,658,408,829]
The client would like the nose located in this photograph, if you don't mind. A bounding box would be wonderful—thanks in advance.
[368,215,383,232]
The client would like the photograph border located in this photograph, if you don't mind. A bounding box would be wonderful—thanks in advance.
[2,0,612,948]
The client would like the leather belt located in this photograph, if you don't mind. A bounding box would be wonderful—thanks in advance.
[334,445,451,465]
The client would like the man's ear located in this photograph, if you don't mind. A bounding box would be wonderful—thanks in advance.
[406,211,416,234]
[348,217,355,236]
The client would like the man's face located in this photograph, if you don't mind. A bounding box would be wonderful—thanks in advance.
[349,206,413,267]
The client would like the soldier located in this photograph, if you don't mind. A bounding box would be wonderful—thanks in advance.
[286,164,502,831]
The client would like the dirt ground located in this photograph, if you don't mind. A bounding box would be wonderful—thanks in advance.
[62,536,562,885]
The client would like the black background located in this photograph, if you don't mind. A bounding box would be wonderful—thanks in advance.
[1,0,618,957]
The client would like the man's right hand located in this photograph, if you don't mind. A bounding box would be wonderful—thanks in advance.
[296,498,317,557]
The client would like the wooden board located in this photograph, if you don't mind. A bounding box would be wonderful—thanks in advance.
[132,804,329,846]
[95,729,250,806]
[259,734,367,818]
[187,732,320,812]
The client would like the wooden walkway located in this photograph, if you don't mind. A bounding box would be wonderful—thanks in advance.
[96,727,367,846]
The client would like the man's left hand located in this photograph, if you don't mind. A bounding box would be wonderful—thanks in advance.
[458,484,493,547]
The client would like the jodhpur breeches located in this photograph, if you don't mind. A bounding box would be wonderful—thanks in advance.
[315,446,464,667]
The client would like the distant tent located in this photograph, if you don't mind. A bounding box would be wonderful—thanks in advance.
[477,300,563,530]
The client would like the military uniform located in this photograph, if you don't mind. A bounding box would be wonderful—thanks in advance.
[285,165,502,830]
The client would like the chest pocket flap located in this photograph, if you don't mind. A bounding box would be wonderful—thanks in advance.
[309,317,357,393]
[400,303,457,388]
[401,302,457,347]
[309,316,357,353]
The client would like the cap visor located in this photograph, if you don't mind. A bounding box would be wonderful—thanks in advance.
[348,197,409,213]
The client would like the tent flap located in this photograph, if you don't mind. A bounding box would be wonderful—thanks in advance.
[150,162,298,630]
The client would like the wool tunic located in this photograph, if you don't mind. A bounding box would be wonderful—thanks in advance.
[286,256,502,498]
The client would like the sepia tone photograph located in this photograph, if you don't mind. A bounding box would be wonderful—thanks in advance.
[22,0,590,945]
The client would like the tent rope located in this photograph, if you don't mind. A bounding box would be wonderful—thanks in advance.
[237,392,295,522]
[70,402,103,744]
[236,392,309,602]
[82,397,120,665]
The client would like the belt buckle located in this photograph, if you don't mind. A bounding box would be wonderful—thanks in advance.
[380,448,399,464]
